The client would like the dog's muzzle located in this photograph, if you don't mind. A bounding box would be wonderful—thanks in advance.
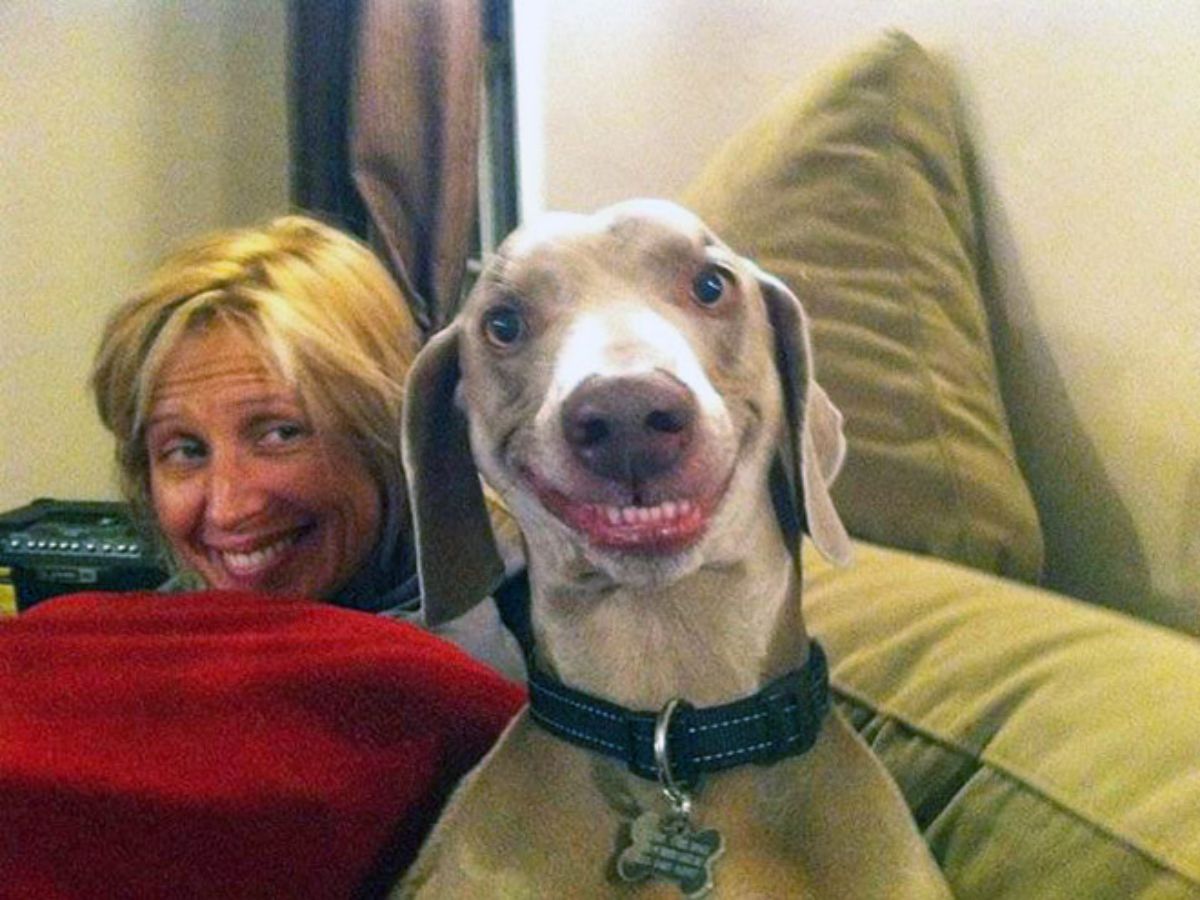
[519,370,730,556]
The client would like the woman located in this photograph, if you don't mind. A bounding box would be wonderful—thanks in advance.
[0,214,530,896]
[90,214,522,676]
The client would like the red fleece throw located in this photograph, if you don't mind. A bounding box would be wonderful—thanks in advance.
[0,590,525,899]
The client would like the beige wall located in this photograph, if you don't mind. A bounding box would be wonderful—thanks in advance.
[514,1,1200,625]
[0,2,289,511]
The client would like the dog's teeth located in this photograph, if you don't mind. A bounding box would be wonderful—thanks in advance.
[598,500,699,530]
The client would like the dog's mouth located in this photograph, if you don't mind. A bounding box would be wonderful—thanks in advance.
[522,469,730,554]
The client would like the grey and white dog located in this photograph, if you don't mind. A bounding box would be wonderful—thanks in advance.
[395,200,950,898]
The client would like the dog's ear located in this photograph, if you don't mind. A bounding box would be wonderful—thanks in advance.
[402,323,505,625]
[756,267,854,566]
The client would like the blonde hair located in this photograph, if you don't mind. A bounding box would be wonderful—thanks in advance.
[91,214,420,570]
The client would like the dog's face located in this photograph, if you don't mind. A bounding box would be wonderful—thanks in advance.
[455,201,789,587]
[402,200,850,623]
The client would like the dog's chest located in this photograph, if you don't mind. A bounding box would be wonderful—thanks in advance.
[439,722,821,897]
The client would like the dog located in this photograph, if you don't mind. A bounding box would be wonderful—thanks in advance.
[394,200,951,897]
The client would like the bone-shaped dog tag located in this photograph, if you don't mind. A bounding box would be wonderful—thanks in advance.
[616,809,724,898]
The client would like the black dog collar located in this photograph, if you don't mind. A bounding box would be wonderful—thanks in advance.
[526,641,830,786]
[493,573,831,785]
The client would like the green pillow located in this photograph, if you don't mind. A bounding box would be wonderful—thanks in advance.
[683,32,1043,581]
[805,541,1200,897]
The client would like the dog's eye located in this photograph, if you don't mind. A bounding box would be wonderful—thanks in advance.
[483,304,525,347]
[691,267,728,307]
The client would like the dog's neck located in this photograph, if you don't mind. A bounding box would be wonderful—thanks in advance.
[526,503,807,711]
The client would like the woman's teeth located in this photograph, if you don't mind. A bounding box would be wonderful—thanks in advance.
[220,535,297,575]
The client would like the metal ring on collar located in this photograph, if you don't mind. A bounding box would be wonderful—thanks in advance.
[653,697,693,816]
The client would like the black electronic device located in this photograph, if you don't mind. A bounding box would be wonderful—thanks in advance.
[0,498,168,611]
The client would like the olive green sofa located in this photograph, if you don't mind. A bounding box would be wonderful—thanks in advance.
[683,32,1200,898]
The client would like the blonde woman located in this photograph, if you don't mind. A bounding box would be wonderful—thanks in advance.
[91,214,522,675]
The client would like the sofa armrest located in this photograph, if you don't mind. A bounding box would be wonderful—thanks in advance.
[805,540,1200,898]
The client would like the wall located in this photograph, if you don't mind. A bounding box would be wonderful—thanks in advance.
[514,1,1200,628]
[0,2,289,511]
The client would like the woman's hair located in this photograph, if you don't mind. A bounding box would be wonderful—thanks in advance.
[91,214,420,569]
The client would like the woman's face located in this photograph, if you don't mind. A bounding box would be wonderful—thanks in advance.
[144,322,382,599]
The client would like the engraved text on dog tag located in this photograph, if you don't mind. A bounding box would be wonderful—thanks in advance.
[616,809,724,898]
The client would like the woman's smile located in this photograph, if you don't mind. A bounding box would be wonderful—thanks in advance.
[203,525,312,584]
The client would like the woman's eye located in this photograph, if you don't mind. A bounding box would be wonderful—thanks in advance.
[157,437,207,466]
[260,421,309,447]
[483,304,525,347]
[691,266,729,307]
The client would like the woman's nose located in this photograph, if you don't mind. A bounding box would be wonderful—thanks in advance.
[204,452,269,529]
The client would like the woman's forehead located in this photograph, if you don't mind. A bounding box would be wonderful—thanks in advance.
[146,322,299,419]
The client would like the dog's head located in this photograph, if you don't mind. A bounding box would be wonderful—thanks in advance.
[403,200,850,624]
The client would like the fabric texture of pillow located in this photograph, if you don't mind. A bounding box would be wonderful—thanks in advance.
[682,32,1043,581]
[0,591,526,898]
[804,541,1200,898]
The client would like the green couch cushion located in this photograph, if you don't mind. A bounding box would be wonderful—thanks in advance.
[682,32,1043,582]
[805,541,1200,898]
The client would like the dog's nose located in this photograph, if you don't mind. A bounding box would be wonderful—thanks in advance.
[562,373,697,483]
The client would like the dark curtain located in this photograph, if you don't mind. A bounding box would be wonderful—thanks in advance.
[288,0,487,335]
[287,0,369,237]
[351,0,483,334]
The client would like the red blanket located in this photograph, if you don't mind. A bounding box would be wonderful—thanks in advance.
[0,590,525,899]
